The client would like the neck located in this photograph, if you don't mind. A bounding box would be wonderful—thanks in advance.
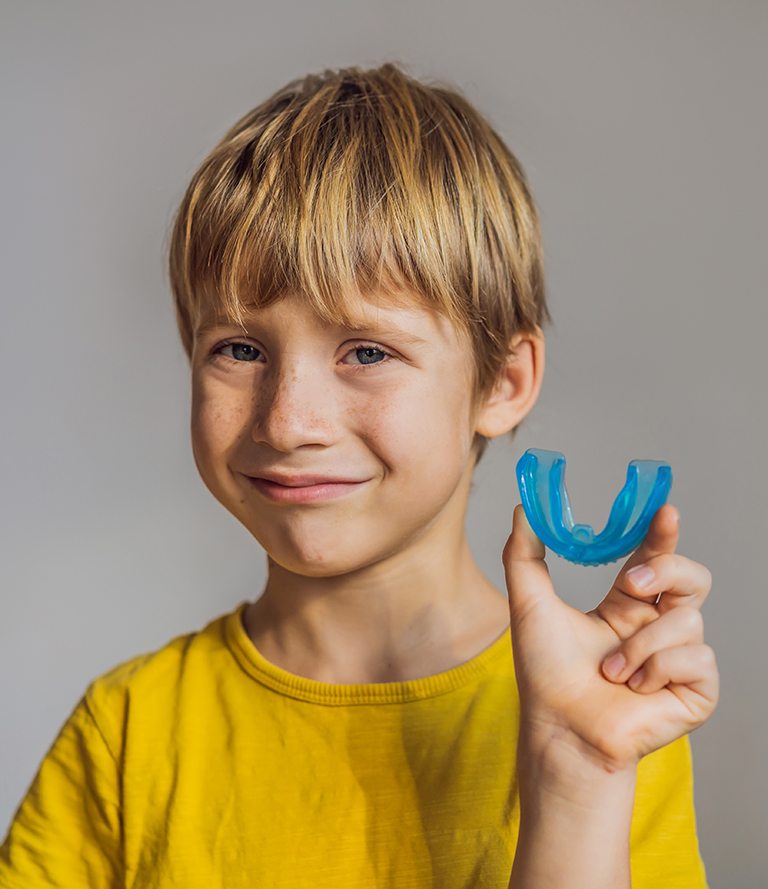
[243,536,510,684]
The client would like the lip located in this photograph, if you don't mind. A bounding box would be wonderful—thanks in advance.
[251,472,366,487]
[245,476,370,503]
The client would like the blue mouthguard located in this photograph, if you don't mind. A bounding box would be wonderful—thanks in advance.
[515,448,673,566]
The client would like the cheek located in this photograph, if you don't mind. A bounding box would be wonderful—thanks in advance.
[351,384,471,471]
[190,383,245,471]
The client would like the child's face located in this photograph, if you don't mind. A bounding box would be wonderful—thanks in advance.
[190,292,490,576]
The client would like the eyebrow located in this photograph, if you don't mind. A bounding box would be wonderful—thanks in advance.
[195,319,429,345]
[342,323,428,345]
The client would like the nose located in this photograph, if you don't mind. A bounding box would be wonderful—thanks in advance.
[250,360,337,451]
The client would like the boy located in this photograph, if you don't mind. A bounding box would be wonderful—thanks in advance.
[0,62,718,888]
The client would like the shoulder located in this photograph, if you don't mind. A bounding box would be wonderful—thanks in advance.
[81,604,240,757]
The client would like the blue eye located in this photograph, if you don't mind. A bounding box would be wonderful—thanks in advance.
[211,341,394,369]
[215,342,260,362]
[346,344,393,368]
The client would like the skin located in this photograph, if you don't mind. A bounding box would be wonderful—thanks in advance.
[191,288,719,887]
[505,502,719,773]
[190,291,543,682]
[504,503,719,888]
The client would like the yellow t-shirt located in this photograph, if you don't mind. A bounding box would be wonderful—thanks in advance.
[0,601,709,888]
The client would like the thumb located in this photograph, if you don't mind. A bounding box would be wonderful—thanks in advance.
[502,504,554,620]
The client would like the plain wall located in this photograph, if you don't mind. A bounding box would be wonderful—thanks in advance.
[1,1,765,885]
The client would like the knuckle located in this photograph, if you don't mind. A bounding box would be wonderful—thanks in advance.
[642,650,662,676]
[618,649,635,674]
[620,635,643,665]
[676,605,704,634]
[644,553,668,577]
[654,552,675,573]
[685,557,712,593]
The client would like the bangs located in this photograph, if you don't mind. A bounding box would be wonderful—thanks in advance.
[169,66,545,359]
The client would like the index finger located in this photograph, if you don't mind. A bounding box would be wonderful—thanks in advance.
[619,503,681,604]
[614,504,712,613]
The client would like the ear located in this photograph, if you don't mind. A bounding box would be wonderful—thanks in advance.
[473,327,545,439]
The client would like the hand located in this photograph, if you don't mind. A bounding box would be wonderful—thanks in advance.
[502,502,719,774]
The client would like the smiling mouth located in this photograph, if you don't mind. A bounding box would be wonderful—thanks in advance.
[252,477,365,487]
[244,476,370,503]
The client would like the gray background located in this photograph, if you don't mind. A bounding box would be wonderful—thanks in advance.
[1,1,765,885]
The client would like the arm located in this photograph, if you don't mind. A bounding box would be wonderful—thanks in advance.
[508,728,636,889]
[501,504,718,889]
[0,691,122,888]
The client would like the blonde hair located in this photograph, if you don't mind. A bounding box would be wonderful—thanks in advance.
[167,61,552,467]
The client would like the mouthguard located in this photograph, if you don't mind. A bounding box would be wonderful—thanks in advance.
[515,448,673,566]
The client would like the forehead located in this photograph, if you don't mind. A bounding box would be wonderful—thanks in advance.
[195,291,465,344]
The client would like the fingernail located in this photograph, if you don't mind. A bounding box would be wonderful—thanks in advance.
[603,651,626,678]
[627,564,655,589]
[629,669,645,689]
